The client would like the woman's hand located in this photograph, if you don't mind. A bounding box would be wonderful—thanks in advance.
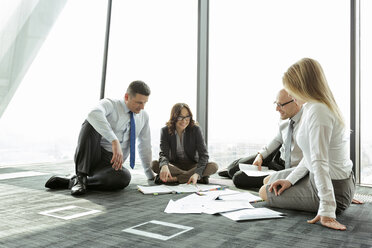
[187,173,199,185]
[160,165,172,182]
[307,215,346,231]
[268,179,292,196]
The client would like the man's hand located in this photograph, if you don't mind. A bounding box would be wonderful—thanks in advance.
[111,140,123,170]
[187,173,199,185]
[352,198,363,204]
[268,179,292,196]
[307,215,346,231]
[252,153,263,171]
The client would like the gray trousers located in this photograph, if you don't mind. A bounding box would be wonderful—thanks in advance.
[266,169,355,214]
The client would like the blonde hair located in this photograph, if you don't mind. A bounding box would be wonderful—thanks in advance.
[282,58,344,126]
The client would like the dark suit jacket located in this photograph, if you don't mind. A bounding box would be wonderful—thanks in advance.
[158,125,209,176]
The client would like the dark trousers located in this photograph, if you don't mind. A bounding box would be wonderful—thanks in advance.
[228,146,284,189]
[74,120,131,190]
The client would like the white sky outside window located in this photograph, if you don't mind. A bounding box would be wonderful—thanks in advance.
[105,0,197,160]
[0,0,106,164]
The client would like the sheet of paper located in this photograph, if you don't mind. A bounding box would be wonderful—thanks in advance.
[196,188,240,199]
[218,192,262,203]
[164,194,210,214]
[202,200,253,215]
[164,199,202,214]
[221,208,285,221]
[137,185,173,194]
[239,164,277,177]
[170,184,222,193]
[164,192,254,214]
[137,184,223,195]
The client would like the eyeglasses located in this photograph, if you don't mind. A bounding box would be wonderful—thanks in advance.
[274,99,294,108]
[176,115,191,121]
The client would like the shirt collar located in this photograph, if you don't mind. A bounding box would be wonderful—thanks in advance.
[291,106,303,125]
[121,100,131,114]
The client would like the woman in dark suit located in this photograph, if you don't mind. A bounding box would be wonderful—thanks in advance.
[151,103,218,184]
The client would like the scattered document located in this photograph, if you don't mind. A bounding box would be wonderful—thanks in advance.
[164,192,253,214]
[137,184,223,195]
[164,199,203,214]
[239,164,277,177]
[218,192,262,203]
[221,208,285,221]
[202,200,253,215]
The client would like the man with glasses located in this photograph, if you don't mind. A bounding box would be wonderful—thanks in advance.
[218,89,303,189]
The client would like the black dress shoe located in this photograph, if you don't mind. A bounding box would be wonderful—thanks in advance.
[71,175,87,196]
[197,176,209,184]
[217,170,229,178]
[45,175,71,189]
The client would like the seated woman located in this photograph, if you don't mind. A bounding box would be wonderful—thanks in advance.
[259,58,355,231]
[151,103,218,184]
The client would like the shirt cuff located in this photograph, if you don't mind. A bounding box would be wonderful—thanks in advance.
[258,150,268,159]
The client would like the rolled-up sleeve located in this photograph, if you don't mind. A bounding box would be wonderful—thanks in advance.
[309,123,336,218]
[87,99,117,143]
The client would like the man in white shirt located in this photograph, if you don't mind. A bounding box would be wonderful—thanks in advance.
[218,89,303,188]
[45,80,154,195]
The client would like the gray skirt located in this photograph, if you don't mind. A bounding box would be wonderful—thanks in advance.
[265,168,355,214]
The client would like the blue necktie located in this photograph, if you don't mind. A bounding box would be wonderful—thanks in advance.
[129,111,136,169]
[285,119,295,169]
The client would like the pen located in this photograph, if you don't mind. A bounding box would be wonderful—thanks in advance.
[208,186,227,191]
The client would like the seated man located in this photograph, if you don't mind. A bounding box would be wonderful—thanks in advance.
[45,80,155,195]
[218,89,303,189]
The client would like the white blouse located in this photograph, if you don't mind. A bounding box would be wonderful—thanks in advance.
[286,102,353,218]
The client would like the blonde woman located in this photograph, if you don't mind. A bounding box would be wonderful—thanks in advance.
[259,58,355,231]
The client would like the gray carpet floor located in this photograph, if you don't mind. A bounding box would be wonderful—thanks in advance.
[0,161,371,248]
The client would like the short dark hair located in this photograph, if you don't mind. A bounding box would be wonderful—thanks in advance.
[127,80,151,97]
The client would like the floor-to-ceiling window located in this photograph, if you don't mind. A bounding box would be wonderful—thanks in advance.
[208,0,350,168]
[0,0,106,164]
[105,0,198,163]
[361,0,372,185]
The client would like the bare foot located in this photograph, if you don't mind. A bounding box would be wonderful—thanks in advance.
[307,215,346,231]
